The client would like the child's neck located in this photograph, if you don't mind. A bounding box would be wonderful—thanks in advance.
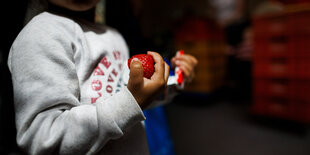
[47,2,95,23]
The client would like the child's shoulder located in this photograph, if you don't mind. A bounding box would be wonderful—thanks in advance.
[10,12,79,54]
[25,12,77,32]
[15,12,78,44]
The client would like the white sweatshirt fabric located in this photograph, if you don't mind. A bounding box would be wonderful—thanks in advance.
[8,12,154,155]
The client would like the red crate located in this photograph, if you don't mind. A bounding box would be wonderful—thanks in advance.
[252,96,310,122]
[252,96,293,119]
[253,14,287,39]
[288,12,310,36]
[254,38,291,58]
[254,79,292,98]
[291,36,310,58]
[290,101,310,123]
[252,6,310,123]
[253,58,294,78]
[277,0,310,5]
[291,80,310,102]
[293,58,310,78]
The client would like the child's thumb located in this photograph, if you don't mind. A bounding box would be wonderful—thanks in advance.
[128,59,144,87]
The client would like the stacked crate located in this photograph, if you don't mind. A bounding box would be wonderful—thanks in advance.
[174,18,227,93]
[252,5,310,123]
[275,0,310,5]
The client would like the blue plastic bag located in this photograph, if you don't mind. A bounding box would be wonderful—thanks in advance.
[143,106,175,155]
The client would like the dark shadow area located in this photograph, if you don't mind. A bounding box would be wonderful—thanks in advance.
[0,1,28,155]
[165,94,309,155]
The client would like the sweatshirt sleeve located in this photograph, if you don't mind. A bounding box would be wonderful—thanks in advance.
[8,17,145,155]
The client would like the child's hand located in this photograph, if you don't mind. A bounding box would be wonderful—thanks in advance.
[127,51,170,109]
[171,53,198,84]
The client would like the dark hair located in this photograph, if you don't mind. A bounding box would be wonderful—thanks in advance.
[25,0,48,24]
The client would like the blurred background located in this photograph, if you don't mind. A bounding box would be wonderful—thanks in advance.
[1,0,310,154]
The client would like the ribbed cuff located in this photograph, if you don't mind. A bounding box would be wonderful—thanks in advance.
[96,87,145,133]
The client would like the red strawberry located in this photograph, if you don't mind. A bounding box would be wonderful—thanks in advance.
[128,54,154,79]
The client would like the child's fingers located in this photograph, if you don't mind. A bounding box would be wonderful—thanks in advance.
[164,62,170,84]
[176,61,191,77]
[188,54,198,65]
[175,54,198,67]
[147,51,165,80]
[180,65,194,82]
[175,60,195,82]
[170,57,177,68]
[128,60,144,88]
[184,54,198,66]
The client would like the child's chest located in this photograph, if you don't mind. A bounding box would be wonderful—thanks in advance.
[75,30,129,104]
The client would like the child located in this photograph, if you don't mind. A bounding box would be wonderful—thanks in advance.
[8,0,198,154]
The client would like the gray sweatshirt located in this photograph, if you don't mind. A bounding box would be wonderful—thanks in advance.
[8,12,152,155]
